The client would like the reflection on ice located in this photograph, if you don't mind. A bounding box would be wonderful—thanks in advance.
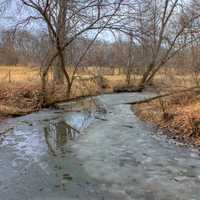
[43,111,94,156]
[44,120,79,156]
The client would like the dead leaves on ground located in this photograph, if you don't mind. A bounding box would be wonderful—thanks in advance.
[134,91,200,146]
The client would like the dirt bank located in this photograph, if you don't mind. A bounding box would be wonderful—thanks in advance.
[133,90,200,148]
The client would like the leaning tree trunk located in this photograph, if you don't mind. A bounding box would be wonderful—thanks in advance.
[138,62,156,90]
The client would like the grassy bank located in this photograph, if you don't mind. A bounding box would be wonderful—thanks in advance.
[133,89,200,147]
[0,66,130,118]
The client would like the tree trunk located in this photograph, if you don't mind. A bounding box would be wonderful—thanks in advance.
[138,62,155,89]
[52,0,67,84]
[126,33,133,86]
[41,72,47,105]
[53,59,64,84]
[126,68,131,86]
[66,82,72,98]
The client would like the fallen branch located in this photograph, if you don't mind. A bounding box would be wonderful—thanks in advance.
[130,87,200,105]
[0,109,40,117]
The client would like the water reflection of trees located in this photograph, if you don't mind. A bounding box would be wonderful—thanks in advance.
[44,120,79,156]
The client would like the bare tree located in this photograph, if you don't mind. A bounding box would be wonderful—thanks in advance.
[136,0,200,89]
[20,0,123,100]
[100,0,200,89]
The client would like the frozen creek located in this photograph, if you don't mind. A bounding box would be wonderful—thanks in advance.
[0,92,200,200]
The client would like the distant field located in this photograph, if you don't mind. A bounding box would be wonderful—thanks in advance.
[0,66,47,83]
[0,66,36,82]
[0,65,198,89]
[0,66,129,87]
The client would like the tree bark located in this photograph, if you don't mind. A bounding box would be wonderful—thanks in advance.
[138,62,156,89]
[53,59,64,83]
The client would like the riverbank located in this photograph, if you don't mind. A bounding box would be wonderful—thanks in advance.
[0,82,101,120]
[0,72,129,120]
[133,89,200,148]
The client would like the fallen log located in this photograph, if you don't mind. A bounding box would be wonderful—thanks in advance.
[113,85,143,93]
[0,109,39,117]
[130,86,200,105]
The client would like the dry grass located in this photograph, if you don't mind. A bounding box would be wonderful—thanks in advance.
[0,66,42,83]
[134,90,200,147]
[0,65,128,116]
[0,65,196,88]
